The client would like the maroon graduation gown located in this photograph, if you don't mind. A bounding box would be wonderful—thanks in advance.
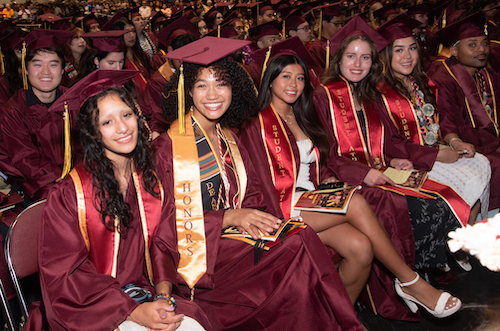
[143,63,173,132]
[26,155,210,331]
[240,107,418,322]
[0,87,71,199]
[309,36,327,69]
[152,132,364,331]
[0,76,12,104]
[428,57,500,209]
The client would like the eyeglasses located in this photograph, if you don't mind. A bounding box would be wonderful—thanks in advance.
[295,25,311,31]
[329,21,344,27]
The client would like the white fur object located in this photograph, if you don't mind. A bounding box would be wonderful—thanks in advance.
[448,213,500,272]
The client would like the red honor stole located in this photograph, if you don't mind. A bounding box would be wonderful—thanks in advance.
[69,164,163,283]
[381,85,424,146]
[443,58,498,136]
[322,78,386,168]
[259,105,319,218]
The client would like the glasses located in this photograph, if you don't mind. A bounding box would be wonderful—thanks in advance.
[329,21,344,27]
[295,25,311,31]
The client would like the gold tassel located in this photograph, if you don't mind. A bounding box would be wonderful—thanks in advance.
[441,10,446,29]
[484,22,488,35]
[178,65,186,134]
[318,10,322,40]
[61,102,72,179]
[325,40,330,70]
[260,45,272,83]
[217,24,221,38]
[22,41,28,90]
[0,47,5,75]
[282,20,285,39]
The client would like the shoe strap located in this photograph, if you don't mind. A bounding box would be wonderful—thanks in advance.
[400,273,420,287]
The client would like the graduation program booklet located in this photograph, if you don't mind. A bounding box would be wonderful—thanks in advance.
[294,186,361,214]
[382,167,428,189]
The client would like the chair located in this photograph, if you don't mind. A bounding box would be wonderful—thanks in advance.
[4,200,46,329]
[0,279,15,331]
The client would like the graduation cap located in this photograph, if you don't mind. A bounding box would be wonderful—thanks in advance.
[82,30,128,52]
[436,12,487,46]
[284,15,307,35]
[82,13,101,31]
[102,11,125,31]
[206,18,241,38]
[405,3,429,17]
[0,29,28,75]
[259,0,276,15]
[49,69,140,178]
[248,20,281,42]
[373,2,399,21]
[165,37,251,133]
[249,36,320,80]
[53,17,73,31]
[150,11,168,32]
[328,15,388,58]
[377,14,421,44]
[156,16,200,48]
[39,13,63,23]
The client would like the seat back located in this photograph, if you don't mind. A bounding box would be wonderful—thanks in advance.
[4,200,46,323]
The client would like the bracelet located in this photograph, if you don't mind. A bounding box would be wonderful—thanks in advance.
[449,137,462,146]
[153,293,177,308]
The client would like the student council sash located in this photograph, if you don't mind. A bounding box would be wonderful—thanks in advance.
[323,79,385,167]
[259,105,320,218]
[69,164,163,283]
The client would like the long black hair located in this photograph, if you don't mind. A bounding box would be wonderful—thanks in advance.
[259,54,330,162]
[162,57,258,128]
[113,18,153,76]
[3,49,23,98]
[77,87,158,232]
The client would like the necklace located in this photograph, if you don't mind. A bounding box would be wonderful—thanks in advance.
[410,76,439,146]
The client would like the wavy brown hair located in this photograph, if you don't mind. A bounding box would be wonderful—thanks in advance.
[380,37,436,105]
[321,34,383,104]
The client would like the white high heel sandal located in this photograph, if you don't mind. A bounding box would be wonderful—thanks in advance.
[395,272,462,318]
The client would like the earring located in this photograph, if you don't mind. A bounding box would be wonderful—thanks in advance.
[96,64,100,69]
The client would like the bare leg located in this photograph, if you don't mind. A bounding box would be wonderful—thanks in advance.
[315,222,373,303]
[301,193,459,312]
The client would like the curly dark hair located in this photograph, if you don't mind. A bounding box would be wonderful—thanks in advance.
[258,54,330,162]
[321,34,383,105]
[380,38,436,105]
[161,57,258,128]
[77,87,158,232]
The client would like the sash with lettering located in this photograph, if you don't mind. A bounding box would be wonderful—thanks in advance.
[168,114,207,289]
[443,57,498,136]
[322,78,386,168]
[378,85,470,225]
[69,164,163,284]
[380,85,424,146]
[322,80,440,200]
[259,104,320,218]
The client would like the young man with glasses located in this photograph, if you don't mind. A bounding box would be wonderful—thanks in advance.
[286,15,313,46]
[309,4,344,67]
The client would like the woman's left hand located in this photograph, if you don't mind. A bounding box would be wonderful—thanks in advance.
[390,158,414,171]
[223,209,281,239]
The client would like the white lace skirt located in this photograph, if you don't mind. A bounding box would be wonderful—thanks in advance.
[116,316,205,331]
[427,153,491,218]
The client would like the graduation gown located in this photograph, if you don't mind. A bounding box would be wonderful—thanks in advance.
[143,61,174,132]
[153,130,363,331]
[428,56,500,209]
[239,106,418,322]
[0,76,12,104]
[309,36,327,69]
[26,157,210,331]
[0,86,71,199]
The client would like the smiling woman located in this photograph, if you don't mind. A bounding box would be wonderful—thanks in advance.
[158,37,364,330]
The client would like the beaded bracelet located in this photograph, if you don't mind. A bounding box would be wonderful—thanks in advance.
[153,293,177,308]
